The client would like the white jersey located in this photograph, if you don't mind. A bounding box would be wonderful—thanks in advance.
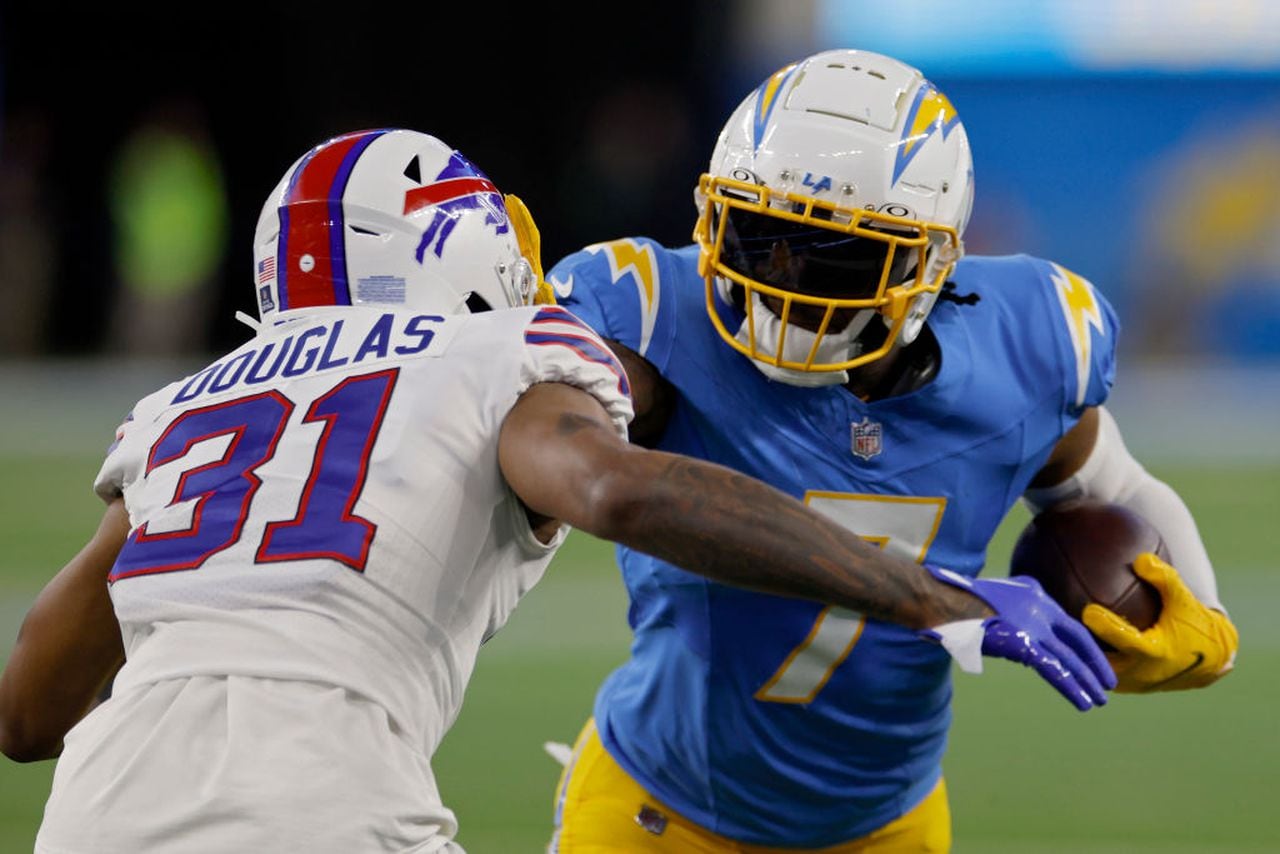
[37,304,632,853]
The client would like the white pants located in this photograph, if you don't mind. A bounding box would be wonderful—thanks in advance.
[36,675,463,853]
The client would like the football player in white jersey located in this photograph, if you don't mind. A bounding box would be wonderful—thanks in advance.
[1,129,1115,853]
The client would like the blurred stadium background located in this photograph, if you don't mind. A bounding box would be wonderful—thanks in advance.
[1,1,1277,850]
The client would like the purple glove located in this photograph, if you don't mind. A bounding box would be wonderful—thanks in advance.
[919,566,1117,711]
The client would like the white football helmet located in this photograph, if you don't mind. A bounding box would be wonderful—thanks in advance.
[252,128,539,321]
[694,49,974,381]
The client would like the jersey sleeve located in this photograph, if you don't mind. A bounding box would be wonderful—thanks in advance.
[93,405,145,503]
[92,379,178,505]
[546,237,678,370]
[1037,259,1121,415]
[519,305,635,439]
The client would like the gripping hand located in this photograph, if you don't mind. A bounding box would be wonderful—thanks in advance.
[920,566,1117,711]
[1082,553,1238,693]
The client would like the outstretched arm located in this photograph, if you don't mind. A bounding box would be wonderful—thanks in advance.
[501,381,977,628]
[500,382,1115,709]
[0,497,128,762]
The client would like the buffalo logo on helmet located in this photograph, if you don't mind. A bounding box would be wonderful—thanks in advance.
[406,151,510,263]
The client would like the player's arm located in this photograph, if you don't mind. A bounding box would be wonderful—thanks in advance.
[598,339,675,447]
[1027,406,1238,692]
[501,381,1116,710]
[0,497,128,762]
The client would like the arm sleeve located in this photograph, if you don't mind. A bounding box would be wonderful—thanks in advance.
[1023,406,1224,612]
[93,409,143,504]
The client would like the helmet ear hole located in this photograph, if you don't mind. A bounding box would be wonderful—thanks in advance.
[403,155,422,183]
[465,292,493,313]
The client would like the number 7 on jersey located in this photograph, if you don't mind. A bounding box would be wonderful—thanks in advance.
[754,492,946,704]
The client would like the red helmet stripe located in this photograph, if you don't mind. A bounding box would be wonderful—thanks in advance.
[277,130,386,311]
[403,176,498,215]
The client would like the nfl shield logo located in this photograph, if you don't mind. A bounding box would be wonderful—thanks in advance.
[851,417,883,460]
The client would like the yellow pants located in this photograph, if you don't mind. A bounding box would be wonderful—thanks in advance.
[550,719,951,853]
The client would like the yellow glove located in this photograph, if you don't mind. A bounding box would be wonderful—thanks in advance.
[503,193,557,306]
[1082,553,1238,693]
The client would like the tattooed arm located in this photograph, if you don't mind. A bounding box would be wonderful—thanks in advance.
[498,381,986,629]
[500,381,1115,709]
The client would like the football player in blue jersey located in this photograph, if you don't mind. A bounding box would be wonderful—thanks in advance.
[545,49,1240,852]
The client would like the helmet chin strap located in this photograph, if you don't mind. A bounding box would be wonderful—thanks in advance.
[901,241,963,345]
[734,290,874,388]
[899,290,937,345]
[234,310,263,333]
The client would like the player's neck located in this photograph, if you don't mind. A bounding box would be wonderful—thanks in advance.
[844,349,904,402]
[845,325,940,402]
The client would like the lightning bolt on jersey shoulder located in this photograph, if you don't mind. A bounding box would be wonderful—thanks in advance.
[1046,262,1118,411]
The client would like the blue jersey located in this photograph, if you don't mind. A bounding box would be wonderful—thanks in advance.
[550,238,1120,847]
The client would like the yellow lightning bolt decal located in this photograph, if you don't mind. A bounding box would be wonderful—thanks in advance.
[585,238,660,356]
[1051,263,1107,407]
[757,63,797,127]
[902,88,956,159]
[893,85,962,184]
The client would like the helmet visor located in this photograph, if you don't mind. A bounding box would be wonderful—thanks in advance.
[718,207,919,300]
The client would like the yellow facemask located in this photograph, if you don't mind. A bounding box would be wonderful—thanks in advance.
[693,174,961,373]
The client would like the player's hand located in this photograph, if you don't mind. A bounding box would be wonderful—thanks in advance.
[921,567,1116,711]
[1082,553,1238,693]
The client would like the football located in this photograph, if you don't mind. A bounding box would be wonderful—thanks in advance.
[1009,498,1165,638]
